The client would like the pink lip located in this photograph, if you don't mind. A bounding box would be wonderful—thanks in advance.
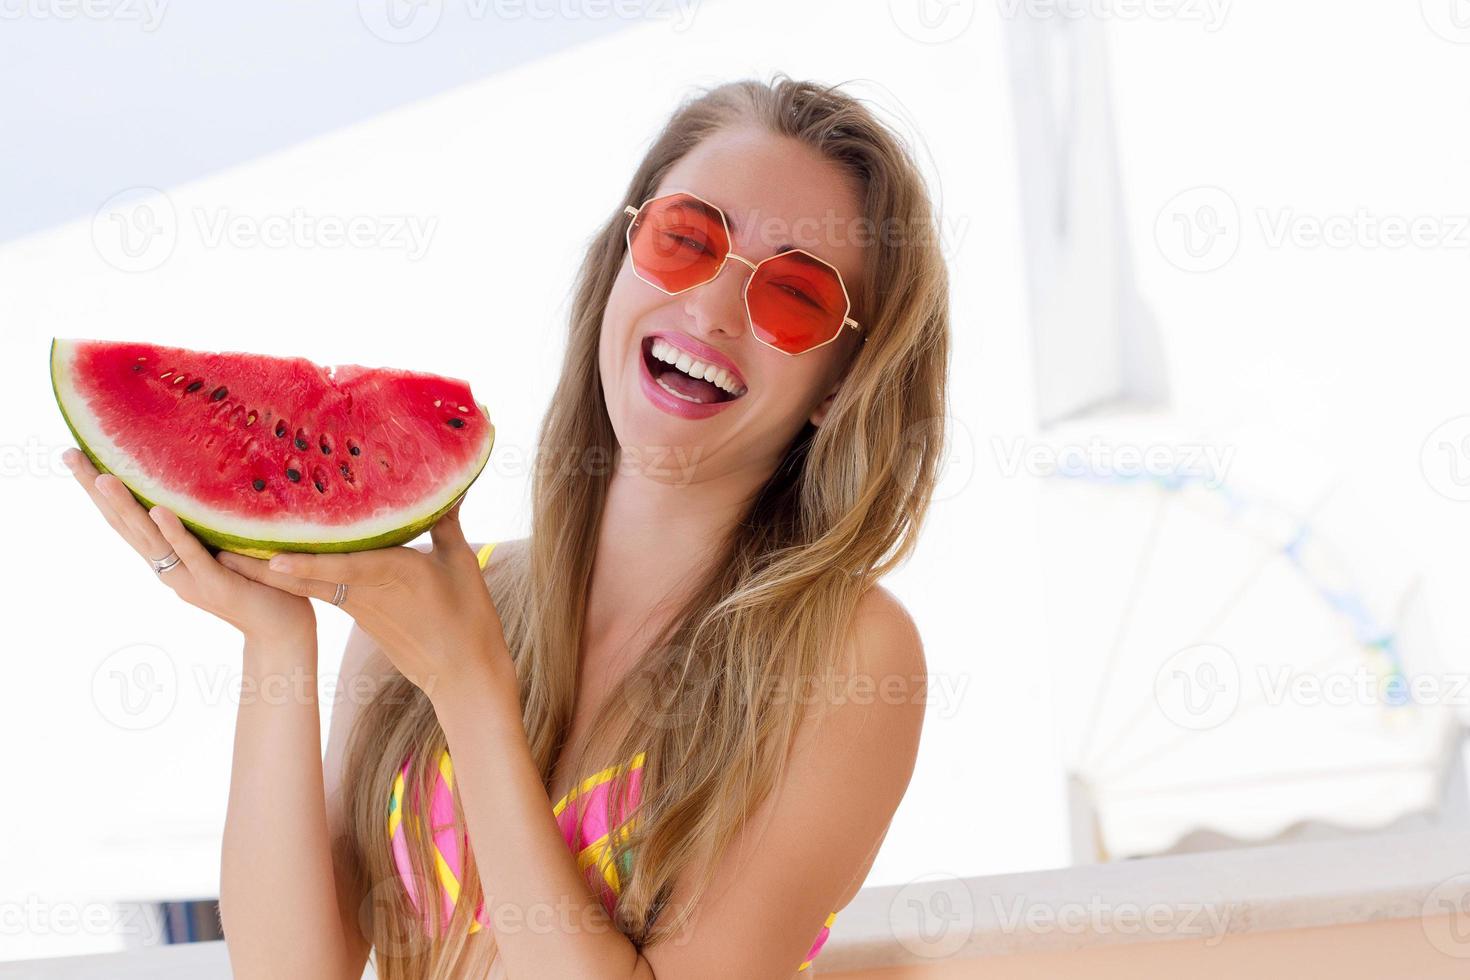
[644,330,747,391]
[638,340,741,420]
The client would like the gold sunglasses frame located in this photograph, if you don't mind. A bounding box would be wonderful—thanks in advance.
[621,189,863,357]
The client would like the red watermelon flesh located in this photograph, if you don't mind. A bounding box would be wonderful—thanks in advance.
[52,338,494,557]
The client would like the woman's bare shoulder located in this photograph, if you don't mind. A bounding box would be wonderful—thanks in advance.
[850,584,927,677]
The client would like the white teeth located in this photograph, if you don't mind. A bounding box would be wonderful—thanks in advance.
[649,338,747,397]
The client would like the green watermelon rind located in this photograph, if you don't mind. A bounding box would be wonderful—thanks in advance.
[51,338,495,560]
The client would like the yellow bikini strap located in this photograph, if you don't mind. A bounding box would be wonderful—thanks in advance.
[476,542,497,571]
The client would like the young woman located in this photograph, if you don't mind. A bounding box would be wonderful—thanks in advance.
[64,75,951,978]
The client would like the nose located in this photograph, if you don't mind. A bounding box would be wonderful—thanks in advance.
[681,257,752,342]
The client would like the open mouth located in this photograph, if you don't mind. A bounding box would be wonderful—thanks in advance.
[641,335,747,405]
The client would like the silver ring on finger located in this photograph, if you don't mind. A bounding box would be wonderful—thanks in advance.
[330,582,348,607]
[151,551,182,575]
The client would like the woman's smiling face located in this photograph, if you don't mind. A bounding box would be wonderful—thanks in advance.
[599,125,866,480]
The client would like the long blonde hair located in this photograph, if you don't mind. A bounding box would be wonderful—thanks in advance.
[342,73,952,979]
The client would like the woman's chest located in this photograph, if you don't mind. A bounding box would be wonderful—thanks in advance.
[544,637,643,808]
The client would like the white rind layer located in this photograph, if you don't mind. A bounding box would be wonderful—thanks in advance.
[52,338,493,550]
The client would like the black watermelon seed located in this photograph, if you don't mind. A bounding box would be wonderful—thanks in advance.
[294,429,308,451]
[314,481,326,493]
[186,380,204,393]
[211,386,228,401]
[319,437,331,455]
[274,420,288,438]
[286,468,301,483]
[446,417,465,428]
[339,463,350,476]
[349,444,360,456]
[252,478,266,491]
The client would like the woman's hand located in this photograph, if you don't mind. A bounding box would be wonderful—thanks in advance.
[63,448,316,643]
[214,495,511,703]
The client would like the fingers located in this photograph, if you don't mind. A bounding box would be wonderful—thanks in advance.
[64,450,134,543]
[267,549,398,586]
[429,495,474,564]
[96,475,173,561]
[149,505,221,588]
[217,552,339,602]
[63,450,197,591]
[64,450,174,564]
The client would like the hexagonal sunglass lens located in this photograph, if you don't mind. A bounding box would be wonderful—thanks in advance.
[627,193,731,293]
[746,250,850,355]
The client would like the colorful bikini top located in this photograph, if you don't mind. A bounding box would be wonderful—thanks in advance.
[384,542,837,972]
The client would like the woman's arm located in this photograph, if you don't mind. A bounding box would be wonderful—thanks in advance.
[434,584,927,980]
[219,626,362,980]
[60,449,360,977]
[321,623,397,975]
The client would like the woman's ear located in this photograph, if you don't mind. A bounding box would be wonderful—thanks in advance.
[810,341,862,428]
[809,384,840,428]
[810,328,866,428]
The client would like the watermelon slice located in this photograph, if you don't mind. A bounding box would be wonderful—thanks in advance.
[51,338,494,558]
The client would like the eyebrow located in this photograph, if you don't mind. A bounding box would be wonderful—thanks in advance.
[671,195,737,237]
[670,192,807,257]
